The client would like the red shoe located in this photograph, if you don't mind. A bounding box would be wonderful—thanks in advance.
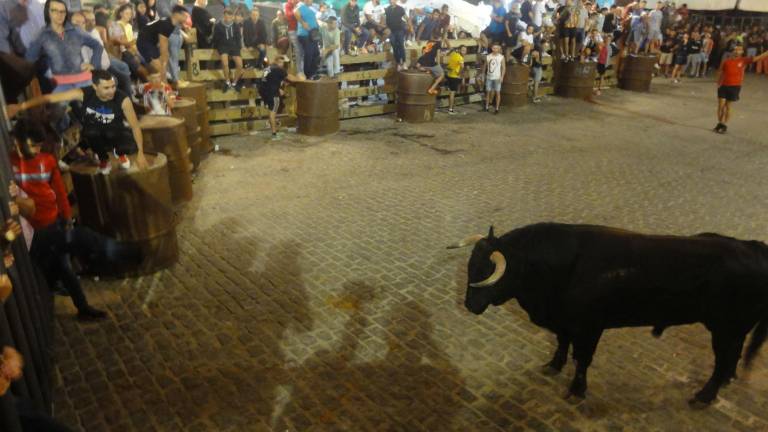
[118,154,131,170]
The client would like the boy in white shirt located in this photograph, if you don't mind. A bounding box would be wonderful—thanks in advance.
[484,43,505,114]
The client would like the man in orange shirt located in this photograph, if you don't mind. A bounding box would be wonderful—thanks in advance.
[715,44,768,134]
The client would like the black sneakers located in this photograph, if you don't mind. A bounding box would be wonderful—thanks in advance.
[77,306,108,321]
[714,123,728,134]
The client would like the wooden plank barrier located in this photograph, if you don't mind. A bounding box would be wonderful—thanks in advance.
[179,38,620,137]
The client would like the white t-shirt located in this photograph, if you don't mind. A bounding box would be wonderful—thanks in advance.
[532,1,546,27]
[519,32,534,45]
[83,28,111,70]
[363,1,385,25]
[486,53,504,80]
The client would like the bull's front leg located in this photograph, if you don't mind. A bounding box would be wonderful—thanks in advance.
[565,330,603,400]
[542,332,571,376]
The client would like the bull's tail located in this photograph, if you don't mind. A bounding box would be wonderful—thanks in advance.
[745,318,768,368]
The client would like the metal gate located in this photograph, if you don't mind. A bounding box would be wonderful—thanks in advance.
[0,87,56,431]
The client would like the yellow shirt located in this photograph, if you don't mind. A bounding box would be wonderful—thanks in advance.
[446,51,464,79]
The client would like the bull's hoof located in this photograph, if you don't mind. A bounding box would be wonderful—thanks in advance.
[563,390,586,404]
[651,326,665,338]
[688,397,712,410]
[541,363,563,376]
[688,390,716,409]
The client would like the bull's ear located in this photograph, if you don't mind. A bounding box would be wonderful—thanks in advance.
[488,226,495,240]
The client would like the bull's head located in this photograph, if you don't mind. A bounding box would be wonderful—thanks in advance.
[448,226,511,315]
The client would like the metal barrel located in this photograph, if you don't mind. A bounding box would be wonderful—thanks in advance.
[295,79,340,136]
[139,115,193,203]
[619,55,656,92]
[501,63,530,107]
[554,60,597,99]
[171,97,202,170]
[396,70,436,123]
[69,153,178,275]
[177,81,212,153]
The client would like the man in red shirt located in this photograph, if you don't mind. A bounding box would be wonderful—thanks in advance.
[715,44,768,134]
[10,118,107,321]
[285,0,304,75]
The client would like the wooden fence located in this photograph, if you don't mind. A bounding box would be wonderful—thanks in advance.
[180,38,619,137]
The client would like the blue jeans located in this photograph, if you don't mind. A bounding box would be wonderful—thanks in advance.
[168,28,182,82]
[299,35,319,78]
[342,25,369,54]
[390,29,406,65]
[288,31,304,78]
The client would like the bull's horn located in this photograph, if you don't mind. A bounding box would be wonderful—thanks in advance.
[469,251,507,288]
[446,234,485,249]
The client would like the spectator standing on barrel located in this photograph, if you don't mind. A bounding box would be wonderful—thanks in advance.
[285,0,304,74]
[484,42,505,114]
[295,0,320,79]
[243,7,269,68]
[136,5,190,80]
[8,118,108,321]
[191,0,215,48]
[213,8,245,92]
[645,1,663,55]
[558,0,576,61]
[416,29,448,96]
[8,69,148,174]
[341,0,368,55]
[386,0,410,70]
[320,16,341,78]
[445,45,466,114]
[714,44,768,134]
[258,55,304,140]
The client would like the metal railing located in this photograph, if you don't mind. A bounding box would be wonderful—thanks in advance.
[0,86,55,431]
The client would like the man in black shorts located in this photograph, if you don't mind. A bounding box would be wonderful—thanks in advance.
[445,45,467,114]
[714,44,768,133]
[10,70,147,175]
[258,56,304,140]
[136,5,190,79]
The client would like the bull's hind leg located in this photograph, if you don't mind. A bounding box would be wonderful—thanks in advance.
[566,330,604,400]
[690,330,744,408]
[723,333,746,387]
[542,332,571,376]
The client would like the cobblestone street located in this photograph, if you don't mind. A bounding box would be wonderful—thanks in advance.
[52,75,768,431]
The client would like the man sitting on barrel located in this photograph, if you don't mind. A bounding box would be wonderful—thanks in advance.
[9,70,147,175]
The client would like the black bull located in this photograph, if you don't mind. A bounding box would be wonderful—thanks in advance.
[450,223,768,407]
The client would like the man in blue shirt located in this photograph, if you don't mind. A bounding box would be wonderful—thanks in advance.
[482,0,506,48]
[295,0,320,78]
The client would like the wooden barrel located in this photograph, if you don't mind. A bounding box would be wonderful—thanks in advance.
[501,64,529,107]
[396,70,436,123]
[295,79,340,136]
[69,153,178,275]
[553,60,596,99]
[177,81,212,153]
[139,115,193,203]
[171,97,202,170]
[619,55,656,92]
